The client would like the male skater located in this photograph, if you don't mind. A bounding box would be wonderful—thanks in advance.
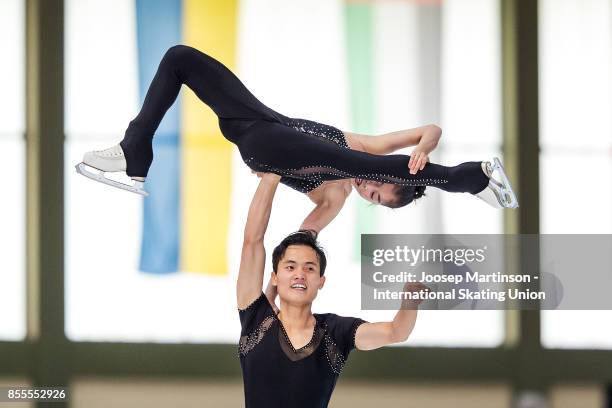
[237,172,427,407]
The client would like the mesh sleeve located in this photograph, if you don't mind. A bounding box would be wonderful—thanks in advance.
[278,117,345,193]
[325,314,367,360]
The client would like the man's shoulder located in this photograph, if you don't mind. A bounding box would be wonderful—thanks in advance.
[315,312,361,327]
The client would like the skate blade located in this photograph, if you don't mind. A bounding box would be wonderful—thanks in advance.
[75,163,149,197]
[491,157,518,208]
[476,182,504,209]
[488,181,506,209]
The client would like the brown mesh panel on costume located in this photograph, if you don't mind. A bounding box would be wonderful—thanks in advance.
[290,166,415,185]
[289,166,353,178]
[324,334,346,375]
[239,315,275,357]
[278,324,325,362]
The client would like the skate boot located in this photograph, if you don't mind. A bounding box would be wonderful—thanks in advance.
[475,157,518,209]
[75,144,149,196]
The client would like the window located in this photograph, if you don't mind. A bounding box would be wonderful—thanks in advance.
[349,0,504,347]
[539,0,612,349]
[64,0,504,347]
[65,0,349,343]
[0,0,26,341]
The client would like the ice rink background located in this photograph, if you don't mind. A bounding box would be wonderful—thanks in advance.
[1,0,611,349]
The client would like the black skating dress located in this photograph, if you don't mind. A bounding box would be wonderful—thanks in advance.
[121,45,487,195]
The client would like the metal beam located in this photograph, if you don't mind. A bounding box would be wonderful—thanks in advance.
[0,342,34,376]
[25,0,68,407]
[5,339,612,382]
[501,0,543,397]
[60,343,612,383]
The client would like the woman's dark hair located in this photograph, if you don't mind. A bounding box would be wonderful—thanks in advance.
[384,185,427,209]
[272,230,327,276]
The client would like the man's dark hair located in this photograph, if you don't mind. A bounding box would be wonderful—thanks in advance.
[384,185,427,209]
[272,230,327,276]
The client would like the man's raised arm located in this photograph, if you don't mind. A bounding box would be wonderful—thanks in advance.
[354,282,429,350]
[236,173,282,309]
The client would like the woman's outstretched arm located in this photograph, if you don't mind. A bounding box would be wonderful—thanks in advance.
[344,124,442,175]
[344,124,442,155]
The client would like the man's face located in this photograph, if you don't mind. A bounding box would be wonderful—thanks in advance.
[272,245,325,305]
[351,178,397,206]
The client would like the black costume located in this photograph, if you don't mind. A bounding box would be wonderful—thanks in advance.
[121,44,488,195]
[238,292,366,408]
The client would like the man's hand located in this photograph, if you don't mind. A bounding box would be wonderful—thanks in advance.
[354,281,430,351]
[400,281,431,310]
[408,129,441,174]
[251,170,282,181]
[260,172,281,182]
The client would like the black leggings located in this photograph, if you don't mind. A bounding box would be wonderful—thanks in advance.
[120,45,488,195]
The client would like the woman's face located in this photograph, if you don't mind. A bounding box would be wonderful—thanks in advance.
[351,178,397,206]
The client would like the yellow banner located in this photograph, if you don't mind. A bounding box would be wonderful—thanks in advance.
[181,0,238,275]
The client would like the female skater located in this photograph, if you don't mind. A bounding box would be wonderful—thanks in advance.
[76,45,518,233]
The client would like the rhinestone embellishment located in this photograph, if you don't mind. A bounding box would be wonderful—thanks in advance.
[238,315,275,357]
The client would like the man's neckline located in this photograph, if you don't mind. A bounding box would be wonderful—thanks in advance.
[275,313,320,352]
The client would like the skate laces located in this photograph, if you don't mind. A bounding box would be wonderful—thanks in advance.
[94,144,124,158]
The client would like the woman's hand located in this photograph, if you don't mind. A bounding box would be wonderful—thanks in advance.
[408,149,430,174]
[408,128,441,174]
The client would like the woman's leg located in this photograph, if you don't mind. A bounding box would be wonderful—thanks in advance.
[120,44,282,177]
[239,121,488,194]
[436,161,488,194]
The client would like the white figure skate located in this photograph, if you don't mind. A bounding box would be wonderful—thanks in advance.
[475,157,518,209]
[75,144,149,196]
